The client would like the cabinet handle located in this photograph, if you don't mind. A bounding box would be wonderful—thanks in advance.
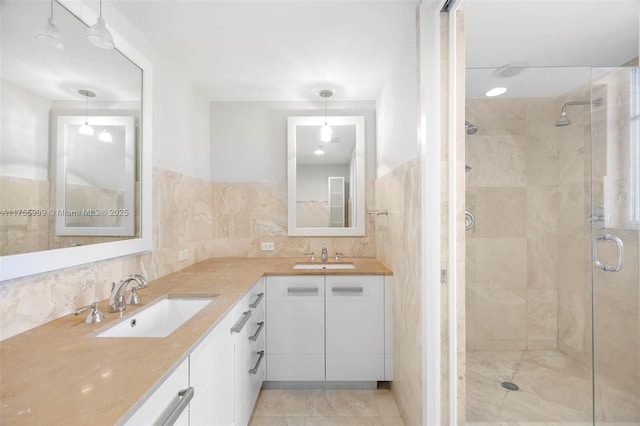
[231,310,252,333]
[287,287,318,295]
[156,386,194,426]
[249,321,264,342]
[249,292,264,308]
[249,350,265,375]
[332,286,364,295]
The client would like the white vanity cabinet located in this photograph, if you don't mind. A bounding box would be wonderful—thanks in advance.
[265,275,325,381]
[325,275,385,380]
[232,278,266,426]
[265,274,392,382]
[123,358,190,425]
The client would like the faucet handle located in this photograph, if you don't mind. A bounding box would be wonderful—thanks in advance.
[334,252,345,261]
[304,251,315,261]
[127,287,142,305]
[74,302,105,324]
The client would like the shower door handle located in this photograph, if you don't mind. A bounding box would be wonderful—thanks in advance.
[594,233,623,272]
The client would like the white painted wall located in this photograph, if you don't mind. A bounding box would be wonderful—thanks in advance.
[0,81,50,180]
[376,26,418,177]
[100,1,211,181]
[297,164,350,201]
[210,101,376,182]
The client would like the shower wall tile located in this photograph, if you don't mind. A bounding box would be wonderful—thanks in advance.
[527,237,558,289]
[526,186,558,237]
[465,98,526,137]
[472,285,527,348]
[558,290,588,363]
[469,187,526,238]
[466,135,527,187]
[527,287,558,343]
[474,238,527,289]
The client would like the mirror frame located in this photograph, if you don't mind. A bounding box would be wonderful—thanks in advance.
[55,115,136,237]
[0,0,153,281]
[287,116,365,237]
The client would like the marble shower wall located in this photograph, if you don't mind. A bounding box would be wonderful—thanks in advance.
[374,158,421,426]
[465,97,560,352]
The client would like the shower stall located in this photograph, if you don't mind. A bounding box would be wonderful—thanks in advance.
[464,66,640,424]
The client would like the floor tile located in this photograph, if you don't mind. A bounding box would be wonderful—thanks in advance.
[305,416,385,426]
[253,389,309,417]
[249,416,306,426]
[306,390,379,417]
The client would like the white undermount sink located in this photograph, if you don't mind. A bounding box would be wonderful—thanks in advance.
[293,262,356,270]
[94,295,216,338]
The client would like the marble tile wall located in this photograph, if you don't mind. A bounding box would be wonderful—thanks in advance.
[374,158,422,426]
[465,97,560,352]
[0,169,375,340]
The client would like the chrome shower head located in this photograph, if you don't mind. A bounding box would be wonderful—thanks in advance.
[554,98,603,127]
[465,121,478,135]
[555,111,571,127]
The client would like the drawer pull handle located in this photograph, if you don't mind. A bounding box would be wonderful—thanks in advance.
[249,321,265,341]
[249,350,265,374]
[332,286,364,294]
[231,310,252,333]
[287,287,318,295]
[156,386,194,426]
[249,292,264,308]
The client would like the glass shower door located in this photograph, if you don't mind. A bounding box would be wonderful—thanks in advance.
[591,66,640,424]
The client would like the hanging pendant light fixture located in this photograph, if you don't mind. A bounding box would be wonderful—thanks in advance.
[34,0,66,50]
[319,90,333,142]
[87,0,115,49]
[78,90,95,136]
[314,145,325,156]
[98,129,113,142]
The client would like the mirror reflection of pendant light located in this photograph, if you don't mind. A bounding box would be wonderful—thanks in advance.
[314,145,325,156]
[34,0,66,50]
[319,89,333,142]
[87,0,115,49]
[98,129,113,143]
[78,90,95,136]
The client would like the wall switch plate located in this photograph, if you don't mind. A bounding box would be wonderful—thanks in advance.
[178,249,188,262]
[261,242,275,251]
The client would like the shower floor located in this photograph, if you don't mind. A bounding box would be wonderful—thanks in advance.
[466,350,640,425]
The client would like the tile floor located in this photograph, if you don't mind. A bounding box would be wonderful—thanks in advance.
[466,350,640,425]
[249,389,405,426]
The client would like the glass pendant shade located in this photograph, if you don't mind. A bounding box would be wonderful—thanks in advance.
[79,123,94,136]
[320,123,332,142]
[87,17,115,49]
[98,129,113,142]
[314,145,325,156]
[35,16,66,50]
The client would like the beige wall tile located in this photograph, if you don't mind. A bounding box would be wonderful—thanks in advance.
[472,187,526,238]
[474,238,527,289]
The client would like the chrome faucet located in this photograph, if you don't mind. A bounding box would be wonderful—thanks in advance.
[108,274,149,313]
[321,243,328,262]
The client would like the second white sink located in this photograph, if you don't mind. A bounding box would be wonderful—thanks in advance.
[293,262,356,270]
[95,295,215,338]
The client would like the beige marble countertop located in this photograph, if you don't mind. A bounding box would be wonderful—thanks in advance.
[0,257,391,425]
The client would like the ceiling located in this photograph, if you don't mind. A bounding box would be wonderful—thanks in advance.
[111,0,417,101]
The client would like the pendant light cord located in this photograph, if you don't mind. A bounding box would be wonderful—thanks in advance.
[324,96,328,125]
[50,0,54,17]
[85,93,89,123]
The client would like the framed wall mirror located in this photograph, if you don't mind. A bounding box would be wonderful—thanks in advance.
[0,0,152,281]
[288,116,365,236]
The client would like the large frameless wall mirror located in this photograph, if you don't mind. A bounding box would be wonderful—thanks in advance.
[0,0,153,280]
[287,116,365,236]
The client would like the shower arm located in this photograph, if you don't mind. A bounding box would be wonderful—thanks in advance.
[560,98,603,114]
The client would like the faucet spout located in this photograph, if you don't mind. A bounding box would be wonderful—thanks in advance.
[321,243,328,262]
[108,274,148,313]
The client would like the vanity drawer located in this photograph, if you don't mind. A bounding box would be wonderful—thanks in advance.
[325,275,383,301]
[266,275,324,301]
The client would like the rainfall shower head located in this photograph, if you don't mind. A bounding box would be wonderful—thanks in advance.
[554,98,603,127]
[465,121,478,135]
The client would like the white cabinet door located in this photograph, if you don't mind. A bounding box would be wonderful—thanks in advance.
[234,278,266,426]
[123,358,190,425]
[325,275,385,381]
[266,275,325,381]
[189,314,235,426]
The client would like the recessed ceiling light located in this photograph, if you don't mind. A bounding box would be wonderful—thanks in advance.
[485,87,507,97]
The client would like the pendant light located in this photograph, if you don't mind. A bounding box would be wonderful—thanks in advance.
[87,0,115,49]
[34,0,66,50]
[314,145,325,156]
[98,129,113,143]
[78,90,95,136]
[319,90,333,143]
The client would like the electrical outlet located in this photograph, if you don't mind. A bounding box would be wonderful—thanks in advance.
[261,242,275,251]
[178,249,189,262]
